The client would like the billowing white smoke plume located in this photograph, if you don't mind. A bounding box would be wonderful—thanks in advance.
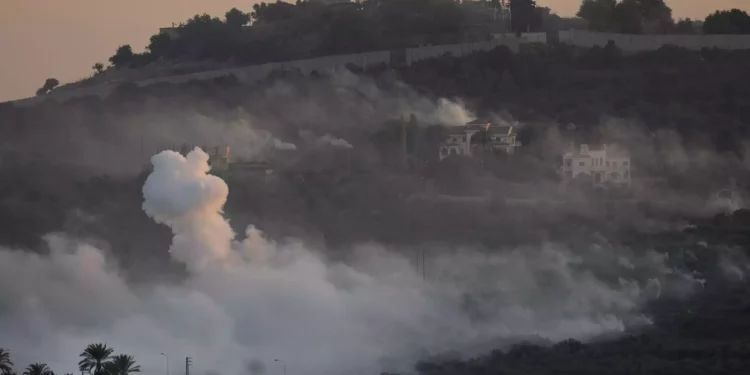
[142,149,234,272]
[272,139,297,151]
[317,134,353,149]
[299,130,354,149]
[426,98,474,126]
[0,148,705,375]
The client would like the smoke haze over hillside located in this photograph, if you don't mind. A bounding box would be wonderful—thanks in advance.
[0,148,709,375]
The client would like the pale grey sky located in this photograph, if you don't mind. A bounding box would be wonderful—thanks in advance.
[0,0,747,102]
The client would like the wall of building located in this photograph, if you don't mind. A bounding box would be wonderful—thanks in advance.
[492,32,547,44]
[405,39,520,64]
[558,29,750,52]
[562,145,632,187]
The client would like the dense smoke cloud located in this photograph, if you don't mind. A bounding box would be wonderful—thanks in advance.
[299,131,354,149]
[0,148,707,375]
[1,69,475,177]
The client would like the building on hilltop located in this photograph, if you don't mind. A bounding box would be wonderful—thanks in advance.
[439,119,520,161]
[159,27,181,40]
[561,144,631,187]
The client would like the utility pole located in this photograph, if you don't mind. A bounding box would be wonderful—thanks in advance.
[274,359,286,375]
[415,249,426,280]
[400,116,408,170]
[500,0,511,35]
[160,353,169,375]
[185,357,192,375]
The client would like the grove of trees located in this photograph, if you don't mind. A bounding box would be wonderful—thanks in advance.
[93,0,750,77]
[577,0,750,35]
[703,9,750,34]
[0,345,140,375]
[101,0,554,70]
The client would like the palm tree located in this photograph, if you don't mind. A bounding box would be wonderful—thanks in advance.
[104,355,140,375]
[22,363,52,375]
[0,349,14,375]
[78,344,114,375]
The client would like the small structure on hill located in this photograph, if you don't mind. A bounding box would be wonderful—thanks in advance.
[439,119,520,161]
[561,143,631,188]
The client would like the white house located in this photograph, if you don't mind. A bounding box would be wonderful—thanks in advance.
[439,119,520,161]
[562,144,631,187]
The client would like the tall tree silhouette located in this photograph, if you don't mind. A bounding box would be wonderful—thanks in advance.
[0,349,14,375]
[225,8,250,29]
[509,0,540,35]
[78,344,114,375]
[577,0,616,32]
[22,364,52,375]
[109,45,135,67]
[704,9,750,34]
[104,355,141,375]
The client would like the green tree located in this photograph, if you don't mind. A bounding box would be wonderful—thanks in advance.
[176,14,233,60]
[636,0,673,33]
[316,7,377,55]
[379,0,465,44]
[0,349,13,375]
[578,0,672,33]
[92,62,104,74]
[35,78,60,96]
[613,0,642,34]
[147,33,172,58]
[703,9,750,34]
[577,0,616,32]
[509,0,540,35]
[78,344,114,375]
[108,45,135,67]
[675,18,696,33]
[104,355,141,375]
[225,7,251,29]
[21,364,52,375]
[180,14,226,38]
[250,1,296,24]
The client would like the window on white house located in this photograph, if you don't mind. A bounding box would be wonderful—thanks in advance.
[579,161,585,166]
[606,161,610,167]
[565,159,572,167]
